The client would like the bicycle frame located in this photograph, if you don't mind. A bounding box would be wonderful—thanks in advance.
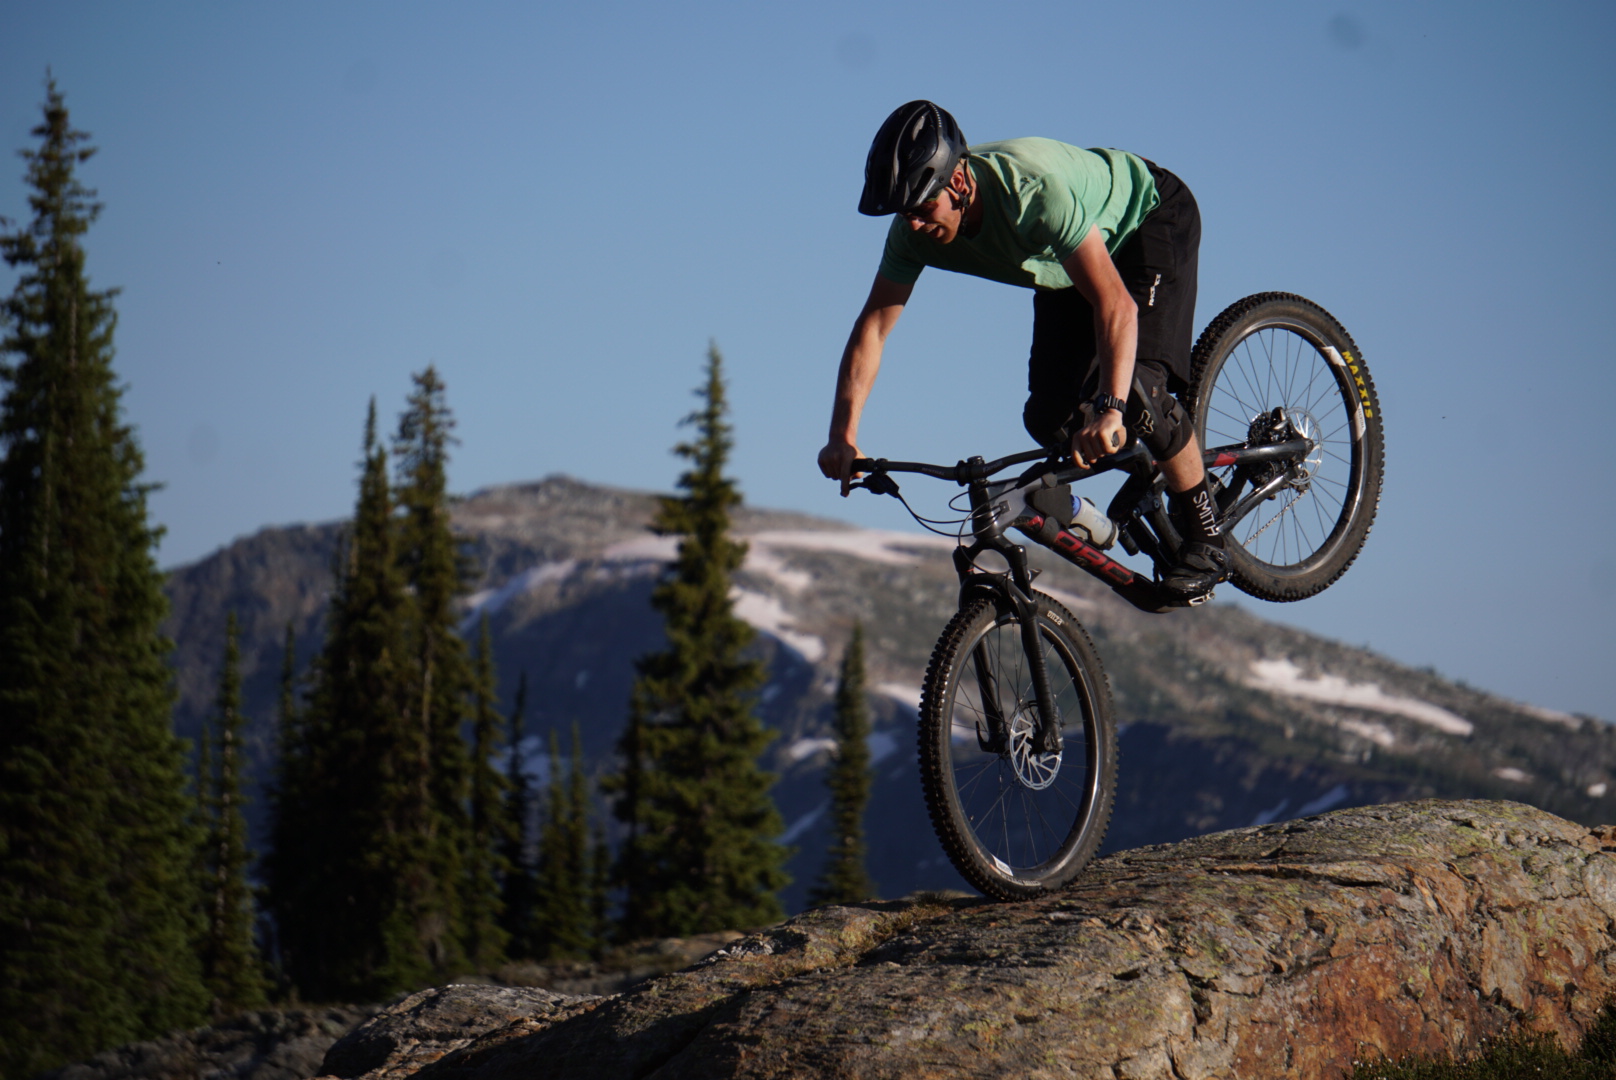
[852,434,1314,753]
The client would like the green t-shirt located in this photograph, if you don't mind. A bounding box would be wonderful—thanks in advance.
[877,138,1159,291]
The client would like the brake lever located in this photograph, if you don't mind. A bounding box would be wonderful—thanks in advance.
[852,472,901,497]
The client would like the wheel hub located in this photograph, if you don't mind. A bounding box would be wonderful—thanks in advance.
[1007,707,1061,789]
[1280,408,1323,483]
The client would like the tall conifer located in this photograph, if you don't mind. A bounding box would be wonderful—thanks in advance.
[0,78,207,1075]
[393,365,473,972]
[498,671,538,958]
[268,403,427,1000]
[607,345,788,939]
[464,616,509,971]
[809,623,876,906]
[197,612,269,1014]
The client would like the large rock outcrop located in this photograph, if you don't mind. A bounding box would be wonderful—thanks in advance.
[320,800,1616,1079]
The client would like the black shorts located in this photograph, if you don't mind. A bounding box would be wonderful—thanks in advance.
[1022,160,1201,459]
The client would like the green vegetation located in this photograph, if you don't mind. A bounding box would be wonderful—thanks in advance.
[607,344,789,939]
[265,372,511,1001]
[498,671,540,958]
[0,79,209,1076]
[392,366,477,971]
[196,613,270,1015]
[809,622,876,905]
[1351,1004,1616,1079]
[532,726,601,959]
[464,616,511,971]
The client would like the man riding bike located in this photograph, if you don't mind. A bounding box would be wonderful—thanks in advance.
[817,100,1228,598]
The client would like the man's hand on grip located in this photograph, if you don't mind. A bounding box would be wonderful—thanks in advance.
[818,440,866,497]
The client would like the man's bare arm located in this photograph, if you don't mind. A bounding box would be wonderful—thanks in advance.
[1060,225,1138,468]
[819,273,914,494]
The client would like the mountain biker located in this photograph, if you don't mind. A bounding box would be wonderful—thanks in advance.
[817,100,1228,598]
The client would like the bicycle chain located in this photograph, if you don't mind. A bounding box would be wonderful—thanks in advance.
[1244,488,1304,545]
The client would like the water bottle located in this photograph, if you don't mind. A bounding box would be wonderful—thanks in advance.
[1069,495,1118,549]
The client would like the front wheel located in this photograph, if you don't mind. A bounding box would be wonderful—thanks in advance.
[1185,292,1385,602]
[918,593,1116,900]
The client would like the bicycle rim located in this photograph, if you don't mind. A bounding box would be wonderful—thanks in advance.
[1199,318,1367,575]
[921,597,1114,897]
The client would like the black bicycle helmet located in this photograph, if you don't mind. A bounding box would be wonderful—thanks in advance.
[858,100,967,216]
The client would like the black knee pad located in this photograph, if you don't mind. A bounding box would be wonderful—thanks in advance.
[1023,360,1193,460]
[1128,363,1192,461]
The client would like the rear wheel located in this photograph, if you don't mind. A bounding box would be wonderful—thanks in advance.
[918,593,1116,900]
[1185,292,1384,601]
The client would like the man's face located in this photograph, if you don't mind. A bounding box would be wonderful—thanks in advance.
[900,192,960,243]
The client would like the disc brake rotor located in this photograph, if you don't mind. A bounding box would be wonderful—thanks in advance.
[1007,707,1061,789]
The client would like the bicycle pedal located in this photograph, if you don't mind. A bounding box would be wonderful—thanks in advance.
[1187,589,1214,606]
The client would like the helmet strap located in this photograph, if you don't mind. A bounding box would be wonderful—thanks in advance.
[951,159,975,221]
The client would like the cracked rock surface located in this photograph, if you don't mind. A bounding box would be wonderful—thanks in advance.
[319,800,1616,1079]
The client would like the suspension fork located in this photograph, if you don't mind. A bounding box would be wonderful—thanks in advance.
[1005,544,1063,756]
[952,537,1062,757]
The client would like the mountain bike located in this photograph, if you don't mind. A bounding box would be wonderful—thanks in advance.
[849,293,1383,899]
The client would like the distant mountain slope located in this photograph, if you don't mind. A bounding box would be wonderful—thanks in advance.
[163,476,1614,913]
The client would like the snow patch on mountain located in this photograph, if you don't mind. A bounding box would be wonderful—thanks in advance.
[743,544,815,593]
[1297,783,1351,816]
[786,731,901,767]
[601,535,680,562]
[730,588,826,663]
[778,801,828,845]
[876,683,921,711]
[786,737,839,763]
[866,730,900,765]
[1519,703,1581,728]
[746,528,954,566]
[1038,584,1096,613]
[1247,658,1474,736]
[460,560,577,630]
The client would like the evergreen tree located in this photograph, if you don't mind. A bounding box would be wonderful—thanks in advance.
[498,671,538,959]
[393,365,473,973]
[607,345,788,939]
[0,78,208,1075]
[264,621,300,990]
[809,623,876,906]
[463,616,509,971]
[197,612,269,1014]
[588,822,611,960]
[532,727,594,960]
[267,402,428,1000]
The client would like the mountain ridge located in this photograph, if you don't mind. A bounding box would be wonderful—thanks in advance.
[161,474,1615,910]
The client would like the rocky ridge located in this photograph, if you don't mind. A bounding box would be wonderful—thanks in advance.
[313,801,1616,1080]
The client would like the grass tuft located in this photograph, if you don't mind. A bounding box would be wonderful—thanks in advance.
[1349,1002,1616,1079]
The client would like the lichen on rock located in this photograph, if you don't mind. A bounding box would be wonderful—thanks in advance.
[314,801,1616,1079]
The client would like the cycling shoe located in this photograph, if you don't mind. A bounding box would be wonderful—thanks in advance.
[1160,541,1229,599]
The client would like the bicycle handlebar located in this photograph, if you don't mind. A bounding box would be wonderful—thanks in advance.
[850,447,1054,485]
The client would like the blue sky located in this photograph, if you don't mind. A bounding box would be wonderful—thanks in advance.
[3,1,1613,719]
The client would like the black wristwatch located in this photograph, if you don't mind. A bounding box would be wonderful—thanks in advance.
[1090,392,1127,415]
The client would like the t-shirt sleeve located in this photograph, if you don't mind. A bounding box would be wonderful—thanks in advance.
[876,219,926,286]
[1023,181,1092,264]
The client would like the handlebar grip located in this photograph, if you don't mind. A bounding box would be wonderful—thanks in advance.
[850,457,881,473]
